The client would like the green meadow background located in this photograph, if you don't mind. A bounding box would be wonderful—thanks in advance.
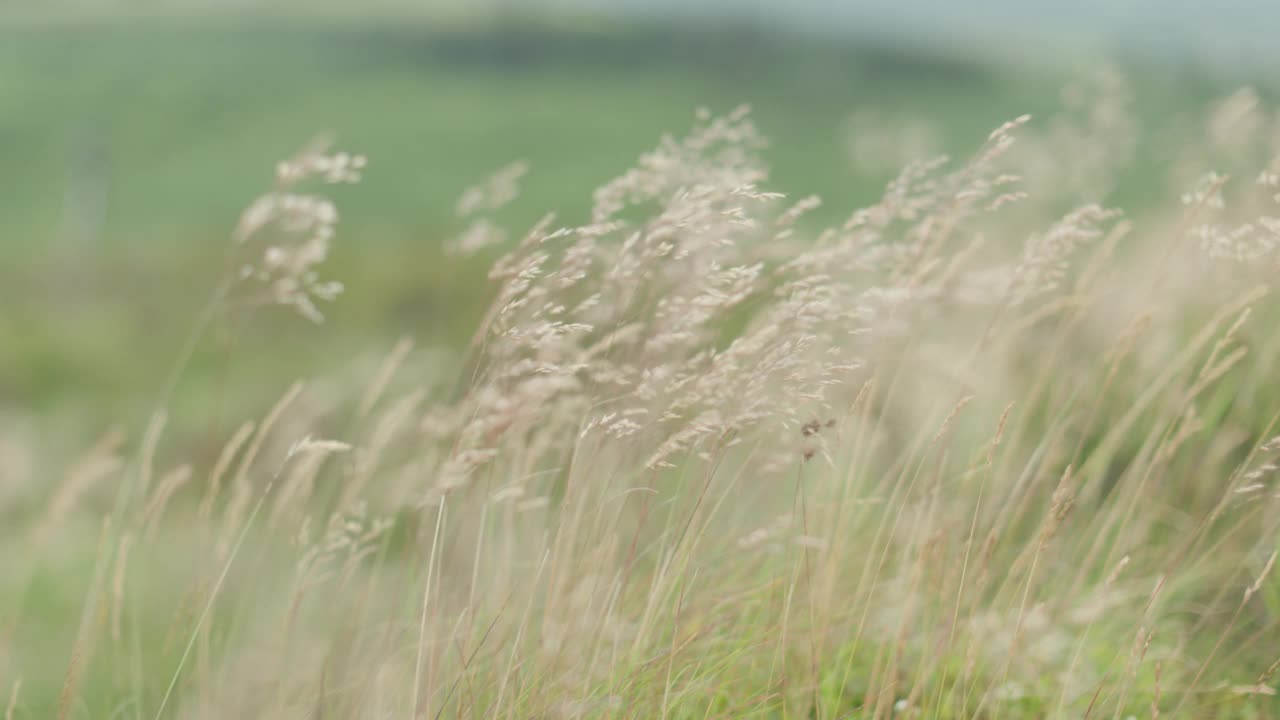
[2,4,1279,714]
[4,10,1272,443]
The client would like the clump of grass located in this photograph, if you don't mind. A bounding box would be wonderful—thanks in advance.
[6,79,1280,719]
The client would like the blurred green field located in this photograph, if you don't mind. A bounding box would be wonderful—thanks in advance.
[3,17,1268,449]
[5,15,1280,718]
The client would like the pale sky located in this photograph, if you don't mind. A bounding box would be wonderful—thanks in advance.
[546,0,1278,63]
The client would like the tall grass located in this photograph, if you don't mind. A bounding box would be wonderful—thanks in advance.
[4,76,1280,719]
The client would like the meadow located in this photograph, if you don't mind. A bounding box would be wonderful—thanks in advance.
[0,17,1237,424]
[3,16,1280,718]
